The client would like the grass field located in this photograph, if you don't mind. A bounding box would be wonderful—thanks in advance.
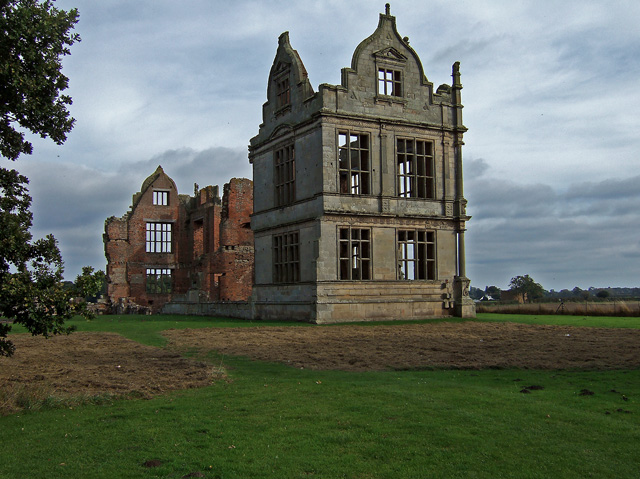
[2,314,639,478]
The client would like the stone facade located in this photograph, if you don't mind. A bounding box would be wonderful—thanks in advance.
[249,6,475,322]
[103,166,253,313]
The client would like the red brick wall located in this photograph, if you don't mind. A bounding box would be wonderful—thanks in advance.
[126,171,180,312]
[104,169,254,312]
[221,178,253,247]
[218,178,254,301]
[104,217,130,300]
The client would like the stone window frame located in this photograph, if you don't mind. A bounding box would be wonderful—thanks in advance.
[146,268,172,294]
[397,229,436,280]
[396,137,435,199]
[338,226,372,281]
[338,130,371,195]
[273,231,300,283]
[145,222,172,253]
[275,75,291,110]
[374,48,407,103]
[377,67,402,97]
[274,143,295,207]
[152,190,169,206]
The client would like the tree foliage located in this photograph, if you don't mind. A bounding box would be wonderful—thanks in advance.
[0,0,80,356]
[484,285,501,300]
[0,170,73,355]
[508,274,545,302]
[71,266,105,319]
[1,0,80,160]
[74,266,105,299]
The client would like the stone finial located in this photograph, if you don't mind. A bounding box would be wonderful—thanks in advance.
[278,31,290,46]
[385,3,390,15]
[452,61,461,87]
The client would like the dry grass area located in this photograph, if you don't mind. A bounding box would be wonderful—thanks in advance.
[0,332,214,414]
[164,321,640,371]
[2,321,640,414]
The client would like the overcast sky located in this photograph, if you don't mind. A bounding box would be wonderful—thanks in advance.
[12,0,640,291]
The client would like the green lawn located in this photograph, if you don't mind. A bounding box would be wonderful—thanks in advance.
[2,314,639,478]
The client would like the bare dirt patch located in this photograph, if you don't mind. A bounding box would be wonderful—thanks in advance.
[0,332,214,403]
[164,321,640,371]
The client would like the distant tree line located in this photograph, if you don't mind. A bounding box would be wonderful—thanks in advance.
[471,276,640,303]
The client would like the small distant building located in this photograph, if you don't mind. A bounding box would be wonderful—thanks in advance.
[103,166,253,313]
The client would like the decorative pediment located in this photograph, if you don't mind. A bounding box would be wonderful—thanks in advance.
[268,123,294,141]
[373,47,407,63]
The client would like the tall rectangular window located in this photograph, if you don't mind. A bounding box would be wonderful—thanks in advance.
[146,222,172,253]
[338,132,370,195]
[378,68,402,97]
[146,268,172,294]
[273,231,300,283]
[275,144,295,206]
[152,190,168,205]
[276,77,290,109]
[397,230,435,280]
[339,227,371,280]
[397,139,434,198]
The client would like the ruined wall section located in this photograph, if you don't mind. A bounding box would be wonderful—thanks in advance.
[104,216,130,301]
[216,178,254,301]
[104,167,254,312]
[181,186,222,300]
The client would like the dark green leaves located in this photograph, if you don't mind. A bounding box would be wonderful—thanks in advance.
[0,0,80,161]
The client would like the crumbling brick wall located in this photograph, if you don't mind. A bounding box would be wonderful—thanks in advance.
[104,167,254,312]
[217,178,254,301]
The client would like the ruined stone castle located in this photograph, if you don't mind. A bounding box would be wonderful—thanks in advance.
[104,5,475,321]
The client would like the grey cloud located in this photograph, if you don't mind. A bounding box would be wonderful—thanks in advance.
[465,157,490,179]
[17,162,135,230]
[467,213,637,290]
[14,146,252,281]
[553,25,640,79]
[12,162,130,279]
[565,175,640,200]
[121,146,252,195]
[466,165,640,289]
[467,179,557,219]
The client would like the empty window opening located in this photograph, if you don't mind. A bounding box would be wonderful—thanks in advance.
[153,191,169,206]
[273,231,300,283]
[146,222,172,253]
[276,77,290,109]
[378,68,402,97]
[397,139,434,198]
[397,230,435,280]
[146,268,172,294]
[339,227,371,280]
[193,219,204,259]
[338,132,370,195]
[275,144,295,206]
